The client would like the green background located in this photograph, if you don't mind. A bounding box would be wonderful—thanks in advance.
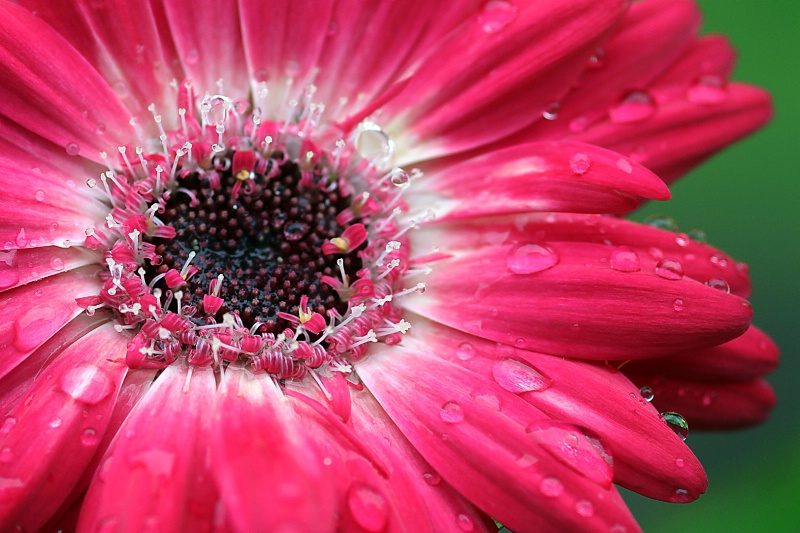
[624,1,800,531]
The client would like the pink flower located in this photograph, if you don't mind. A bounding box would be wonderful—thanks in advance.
[0,0,777,532]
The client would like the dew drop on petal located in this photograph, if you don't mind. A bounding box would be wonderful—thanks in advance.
[440,401,465,424]
[1,417,16,435]
[506,243,558,274]
[616,157,632,174]
[456,513,475,532]
[687,75,728,104]
[526,421,614,487]
[81,428,100,447]
[705,277,731,293]
[355,126,392,161]
[456,342,476,361]
[15,228,27,248]
[542,102,560,120]
[66,143,80,156]
[569,153,591,175]
[0,447,12,463]
[644,214,678,232]
[184,48,200,66]
[478,1,518,33]
[14,303,71,352]
[50,257,65,271]
[423,472,441,486]
[655,258,684,280]
[609,91,656,123]
[389,169,410,188]
[610,247,641,272]
[539,476,563,498]
[347,484,389,533]
[128,449,177,478]
[710,253,729,269]
[35,190,45,202]
[492,358,551,393]
[575,500,594,518]
[660,412,689,441]
[675,458,685,468]
[588,48,607,69]
[59,364,115,405]
[673,298,685,312]
[49,416,62,428]
[639,386,654,402]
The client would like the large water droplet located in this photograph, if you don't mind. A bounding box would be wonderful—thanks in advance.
[65,143,80,156]
[128,449,177,478]
[478,1,518,33]
[355,123,393,161]
[456,342,476,361]
[422,472,441,486]
[506,243,558,274]
[201,94,232,126]
[609,91,656,123]
[655,258,684,280]
[81,428,100,447]
[456,513,475,531]
[34,190,45,202]
[14,303,71,352]
[50,257,65,271]
[610,247,641,272]
[440,401,465,424]
[15,228,27,248]
[347,484,389,532]
[569,153,591,175]
[687,75,728,104]
[283,221,310,242]
[1,416,16,435]
[539,476,563,498]
[49,416,62,428]
[492,358,551,393]
[660,412,689,441]
[575,500,595,518]
[675,458,685,468]
[526,421,614,487]
[59,364,115,405]
[542,102,561,120]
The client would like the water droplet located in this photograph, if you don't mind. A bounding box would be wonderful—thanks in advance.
[644,214,678,232]
[113,81,129,98]
[515,453,537,468]
[492,358,551,393]
[456,342,476,361]
[705,277,730,293]
[49,416,62,428]
[472,390,501,410]
[675,458,685,468]
[423,472,441,486]
[440,401,465,424]
[478,1,517,33]
[688,229,707,243]
[34,190,45,202]
[456,513,475,531]
[355,124,393,161]
[609,91,656,123]
[1,417,16,435]
[50,257,65,271]
[201,94,232,126]
[655,258,684,280]
[610,247,641,272]
[710,253,729,269]
[616,158,632,174]
[687,75,728,104]
[588,48,606,69]
[673,298,685,312]
[660,412,689,441]
[389,169,410,188]
[702,392,716,406]
[575,500,594,517]
[65,143,80,156]
[0,447,12,463]
[506,243,558,274]
[639,386,654,402]
[569,153,591,175]
[542,102,560,120]
[128,449,177,478]
[282,221,310,242]
[526,421,614,487]
[539,476,563,498]
[15,228,27,248]
[347,484,388,532]
[81,428,100,446]
[184,48,200,66]
[59,364,115,405]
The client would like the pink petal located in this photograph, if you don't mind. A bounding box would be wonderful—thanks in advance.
[17,0,184,127]
[412,142,669,221]
[383,0,629,162]
[162,0,249,100]
[0,323,128,531]
[0,247,97,293]
[406,318,708,502]
[416,212,752,297]
[403,241,752,360]
[632,377,776,430]
[210,367,336,533]
[623,325,779,381]
[357,343,641,533]
[0,269,100,379]
[0,2,135,160]
[78,363,217,532]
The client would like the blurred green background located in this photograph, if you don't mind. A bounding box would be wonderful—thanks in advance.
[624,0,800,531]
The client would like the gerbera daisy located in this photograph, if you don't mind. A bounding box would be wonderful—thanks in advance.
[0,0,777,532]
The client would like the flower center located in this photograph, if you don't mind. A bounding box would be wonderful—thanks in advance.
[76,85,423,380]
[142,148,359,334]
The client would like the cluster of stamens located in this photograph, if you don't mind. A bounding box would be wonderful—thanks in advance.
[76,80,427,382]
